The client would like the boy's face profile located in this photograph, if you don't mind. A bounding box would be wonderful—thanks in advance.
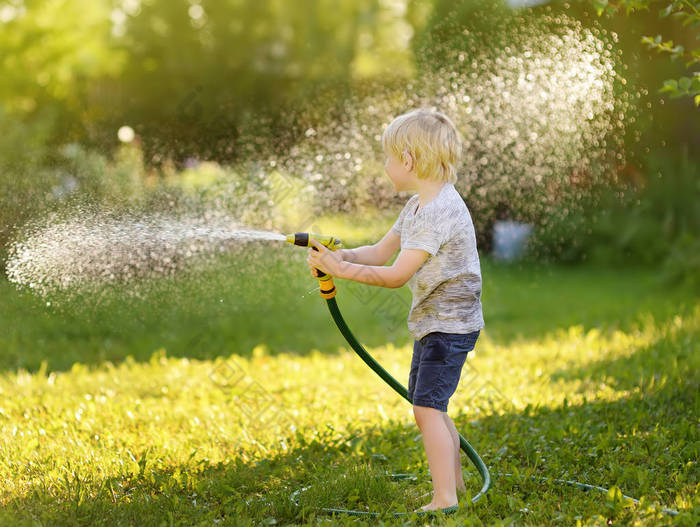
[384,151,416,192]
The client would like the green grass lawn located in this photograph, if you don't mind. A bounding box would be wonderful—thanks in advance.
[0,231,698,525]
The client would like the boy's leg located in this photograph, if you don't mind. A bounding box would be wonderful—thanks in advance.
[413,405,458,508]
[441,412,466,491]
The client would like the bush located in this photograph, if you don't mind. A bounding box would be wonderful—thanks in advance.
[55,141,148,206]
[662,233,700,293]
[526,148,700,288]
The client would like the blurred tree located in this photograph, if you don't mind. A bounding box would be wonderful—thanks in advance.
[0,0,426,166]
[0,0,127,142]
[100,0,421,165]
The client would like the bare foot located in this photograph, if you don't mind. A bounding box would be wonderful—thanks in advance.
[414,499,458,513]
[420,486,466,500]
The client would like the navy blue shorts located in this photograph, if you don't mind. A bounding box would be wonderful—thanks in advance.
[408,330,480,412]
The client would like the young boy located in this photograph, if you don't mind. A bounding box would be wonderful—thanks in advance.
[306,108,484,513]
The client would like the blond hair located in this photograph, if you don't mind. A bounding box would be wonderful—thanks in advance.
[381,108,462,183]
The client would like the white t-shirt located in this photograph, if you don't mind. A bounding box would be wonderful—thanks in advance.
[391,183,485,340]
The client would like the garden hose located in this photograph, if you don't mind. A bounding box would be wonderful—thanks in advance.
[284,232,680,519]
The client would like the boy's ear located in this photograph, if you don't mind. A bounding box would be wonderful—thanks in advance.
[401,149,414,171]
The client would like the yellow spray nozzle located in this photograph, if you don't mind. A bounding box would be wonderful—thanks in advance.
[285,233,343,251]
[285,232,342,299]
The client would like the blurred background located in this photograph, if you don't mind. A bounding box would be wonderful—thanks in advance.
[1,0,699,345]
[1,0,698,282]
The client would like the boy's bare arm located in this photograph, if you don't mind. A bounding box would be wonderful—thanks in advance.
[308,238,428,288]
[340,230,400,267]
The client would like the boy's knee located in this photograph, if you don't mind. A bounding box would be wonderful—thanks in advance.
[413,404,442,425]
[412,404,424,423]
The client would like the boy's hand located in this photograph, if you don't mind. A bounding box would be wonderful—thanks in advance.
[307,238,346,278]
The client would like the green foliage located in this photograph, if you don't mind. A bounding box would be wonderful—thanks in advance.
[54,142,149,206]
[662,232,700,290]
[0,0,124,116]
[1,0,697,287]
[412,0,512,64]
[592,0,700,105]
[657,73,700,103]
